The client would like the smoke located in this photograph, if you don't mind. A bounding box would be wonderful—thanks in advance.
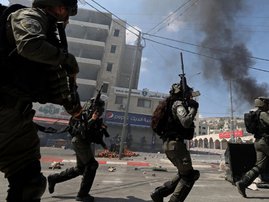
[193,0,268,105]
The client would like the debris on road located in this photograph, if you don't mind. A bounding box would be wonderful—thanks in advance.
[49,162,63,169]
[152,166,167,172]
[108,166,116,172]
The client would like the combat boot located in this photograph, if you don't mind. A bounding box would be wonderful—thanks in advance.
[151,174,181,202]
[47,175,56,194]
[150,187,164,202]
[236,168,260,198]
[235,180,246,198]
[76,194,94,202]
[168,170,200,202]
[47,167,80,194]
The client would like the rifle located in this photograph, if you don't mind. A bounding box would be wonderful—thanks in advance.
[57,22,79,109]
[71,84,109,149]
[179,52,200,101]
[179,52,187,101]
[82,84,104,116]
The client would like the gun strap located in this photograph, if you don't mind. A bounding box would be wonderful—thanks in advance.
[56,22,68,55]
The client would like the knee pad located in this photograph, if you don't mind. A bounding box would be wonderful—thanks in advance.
[182,170,200,182]
[22,173,46,201]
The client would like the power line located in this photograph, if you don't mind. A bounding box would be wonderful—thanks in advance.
[146,0,194,34]
[89,0,140,37]
[143,37,218,60]
[144,37,269,73]
[80,0,269,73]
[150,0,200,35]
[143,33,269,62]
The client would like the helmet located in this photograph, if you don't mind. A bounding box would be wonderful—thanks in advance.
[254,97,269,108]
[169,83,182,95]
[169,83,193,96]
[32,0,78,16]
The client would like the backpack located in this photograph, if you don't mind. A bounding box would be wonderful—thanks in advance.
[244,110,261,134]
[151,100,169,137]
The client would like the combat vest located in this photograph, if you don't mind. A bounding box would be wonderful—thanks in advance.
[256,111,269,138]
[165,100,195,140]
[0,6,69,105]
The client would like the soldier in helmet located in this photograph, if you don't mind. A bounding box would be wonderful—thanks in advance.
[236,97,269,198]
[0,0,81,201]
[47,97,108,202]
[150,83,200,202]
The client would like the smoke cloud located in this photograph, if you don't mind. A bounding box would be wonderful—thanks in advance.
[193,0,268,105]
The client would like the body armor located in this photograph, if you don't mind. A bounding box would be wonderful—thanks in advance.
[0,8,69,105]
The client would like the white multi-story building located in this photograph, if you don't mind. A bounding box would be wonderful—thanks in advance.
[8,0,167,151]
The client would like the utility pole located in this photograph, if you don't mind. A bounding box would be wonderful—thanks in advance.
[229,80,235,143]
[119,31,142,159]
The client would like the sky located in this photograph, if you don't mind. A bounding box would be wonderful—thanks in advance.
[2,0,269,118]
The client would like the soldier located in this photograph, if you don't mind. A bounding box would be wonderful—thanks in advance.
[236,97,269,198]
[48,98,108,202]
[151,83,200,202]
[0,0,81,201]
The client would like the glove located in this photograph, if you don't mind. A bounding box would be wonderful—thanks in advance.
[188,99,199,109]
[64,91,82,117]
[62,53,79,75]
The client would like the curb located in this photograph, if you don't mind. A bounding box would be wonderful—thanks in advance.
[41,156,151,167]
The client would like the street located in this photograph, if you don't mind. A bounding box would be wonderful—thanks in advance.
[0,147,268,201]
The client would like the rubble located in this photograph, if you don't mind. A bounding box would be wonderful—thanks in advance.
[97,149,139,158]
[49,161,63,169]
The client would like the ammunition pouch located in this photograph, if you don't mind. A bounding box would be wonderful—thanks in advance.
[164,132,184,143]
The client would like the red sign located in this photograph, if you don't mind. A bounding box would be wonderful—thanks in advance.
[219,130,243,139]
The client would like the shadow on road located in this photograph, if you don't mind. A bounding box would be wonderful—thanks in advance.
[50,195,151,202]
[247,196,269,200]
[96,196,151,202]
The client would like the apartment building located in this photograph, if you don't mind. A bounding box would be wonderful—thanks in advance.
[8,0,167,151]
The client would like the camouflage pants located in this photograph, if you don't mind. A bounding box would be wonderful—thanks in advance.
[163,139,195,198]
[163,140,193,175]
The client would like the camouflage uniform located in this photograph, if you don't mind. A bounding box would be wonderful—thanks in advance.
[47,102,107,202]
[236,97,269,198]
[47,117,100,202]
[0,1,79,201]
[151,83,200,202]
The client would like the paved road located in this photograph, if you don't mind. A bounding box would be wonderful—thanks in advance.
[0,147,268,201]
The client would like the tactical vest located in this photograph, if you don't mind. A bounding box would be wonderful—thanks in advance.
[0,7,68,105]
[256,112,269,138]
[165,101,194,140]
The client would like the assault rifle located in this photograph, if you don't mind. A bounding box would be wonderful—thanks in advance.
[74,84,110,149]
[57,22,80,114]
[82,84,104,117]
[179,52,187,100]
[179,52,200,101]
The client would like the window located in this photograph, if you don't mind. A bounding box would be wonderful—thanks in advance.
[106,63,113,72]
[115,95,127,105]
[110,45,116,53]
[102,83,109,93]
[137,98,151,108]
[113,29,120,37]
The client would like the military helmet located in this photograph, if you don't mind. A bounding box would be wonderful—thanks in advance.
[254,97,269,108]
[169,83,181,95]
[169,83,193,96]
[32,0,78,16]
